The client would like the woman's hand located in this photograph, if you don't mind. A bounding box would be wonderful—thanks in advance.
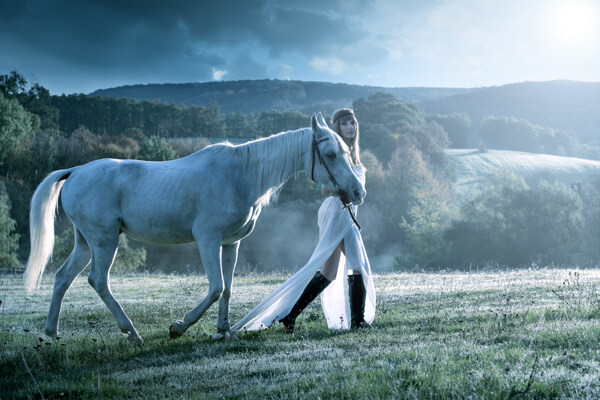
[321,185,337,197]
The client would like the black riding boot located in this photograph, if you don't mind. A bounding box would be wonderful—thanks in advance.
[280,271,331,333]
[348,274,371,329]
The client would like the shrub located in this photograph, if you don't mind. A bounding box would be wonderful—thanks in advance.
[400,189,453,266]
[443,171,582,266]
[50,225,146,274]
[57,126,139,167]
[580,177,600,262]
[0,92,37,170]
[0,181,21,270]
[138,135,177,161]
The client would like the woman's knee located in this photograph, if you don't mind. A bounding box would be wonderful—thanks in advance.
[320,242,344,281]
[320,265,337,281]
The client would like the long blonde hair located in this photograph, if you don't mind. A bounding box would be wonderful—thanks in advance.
[330,108,363,168]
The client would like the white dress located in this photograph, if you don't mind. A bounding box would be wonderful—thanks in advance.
[232,166,375,332]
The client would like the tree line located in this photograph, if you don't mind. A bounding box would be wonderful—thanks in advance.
[420,80,600,154]
[1,70,599,273]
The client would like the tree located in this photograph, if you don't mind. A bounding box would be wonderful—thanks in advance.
[256,110,308,136]
[7,130,58,189]
[361,150,385,195]
[426,113,471,148]
[56,127,139,168]
[479,116,576,156]
[353,92,426,131]
[21,83,60,131]
[353,92,448,164]
[443,171,582,266]
[184,102,226,137]
[0,181,21,270]
[399,189,452,267]
[224,111,257,138]
[56,126,103,167]
[138,135,177,161]
[95,135,139,160]
[50,225,146,274]
[368,144,448,254]
[111,234,147,274]
[0,70,27,98]
[479,116,539,152]
[580,177,600,262]
[0,71,59,131]
[380,144,440,223]
[0,92,37,171]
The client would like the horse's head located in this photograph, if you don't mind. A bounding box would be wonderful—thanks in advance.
[308,112,366,206]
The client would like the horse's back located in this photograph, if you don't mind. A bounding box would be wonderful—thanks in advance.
[59,149,254,245]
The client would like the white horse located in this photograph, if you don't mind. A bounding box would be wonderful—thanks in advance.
[23,113,365,341]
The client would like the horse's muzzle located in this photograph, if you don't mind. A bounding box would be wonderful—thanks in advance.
[353,187,365,205]
[340,186,365,206]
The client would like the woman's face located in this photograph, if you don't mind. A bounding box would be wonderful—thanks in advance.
[338,117,356,141]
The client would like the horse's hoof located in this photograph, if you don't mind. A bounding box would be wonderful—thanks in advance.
[211,331,238,341]
[44,328,58,339]
[119,327,143,342]
[169,326,182,339]
[169,321,186,339]
[128,333,144,343]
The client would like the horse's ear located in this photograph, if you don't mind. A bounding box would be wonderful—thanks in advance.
[317,112,328,128]
[311,113,319,133]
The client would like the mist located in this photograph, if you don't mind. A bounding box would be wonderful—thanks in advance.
[138,200,322,275]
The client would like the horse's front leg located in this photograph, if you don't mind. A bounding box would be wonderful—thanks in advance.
[169,238,224,339]
[212,242,240,341]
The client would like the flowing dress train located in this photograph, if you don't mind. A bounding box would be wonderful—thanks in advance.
[232,167,375,332]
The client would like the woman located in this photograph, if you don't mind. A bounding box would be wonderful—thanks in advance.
[232,108,375,333]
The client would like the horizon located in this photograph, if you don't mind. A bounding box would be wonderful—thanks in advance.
[90,77,598,93]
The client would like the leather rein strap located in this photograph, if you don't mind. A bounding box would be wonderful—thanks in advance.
[311,134,362,231]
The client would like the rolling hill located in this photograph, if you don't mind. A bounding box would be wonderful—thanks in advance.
[447,148,600,201]
[421,80,600,144]
[90,79,468,114]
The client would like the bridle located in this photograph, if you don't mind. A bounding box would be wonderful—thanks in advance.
[310,133,362,231]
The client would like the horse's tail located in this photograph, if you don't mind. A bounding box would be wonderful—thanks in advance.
[24,168,74,294]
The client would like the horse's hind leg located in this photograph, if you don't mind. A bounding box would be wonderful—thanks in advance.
[45,225,90,338]
[213,242,240,340]
[88,235,142,341]
[170,238,224,339]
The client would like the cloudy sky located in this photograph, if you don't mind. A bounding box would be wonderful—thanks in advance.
[1,0,598,95]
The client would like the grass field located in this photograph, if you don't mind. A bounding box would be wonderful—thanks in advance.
[1,268,600,399]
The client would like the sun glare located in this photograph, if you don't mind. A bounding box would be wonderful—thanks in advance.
[547,1,598,45]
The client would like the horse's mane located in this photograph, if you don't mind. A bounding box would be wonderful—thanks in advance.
[234,128,312,206]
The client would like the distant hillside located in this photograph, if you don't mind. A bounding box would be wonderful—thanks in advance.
[91,79,599,148]
[447,148,600,201]
[421,80,600,144]
[90,79,468,114]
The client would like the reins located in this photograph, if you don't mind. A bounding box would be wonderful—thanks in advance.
[311,134,362,231]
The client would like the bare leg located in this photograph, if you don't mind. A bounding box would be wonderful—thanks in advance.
[320,240,345,281]
[170,238,224,338]
[213,242,240,340]
[45,226,90,338]
[88,236,142,341]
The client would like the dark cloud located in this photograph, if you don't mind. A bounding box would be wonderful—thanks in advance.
[0,0,368,92]
[2,1,192,68]
[225,48,270,80]
[1,0,357,62]
[254,6,361,57]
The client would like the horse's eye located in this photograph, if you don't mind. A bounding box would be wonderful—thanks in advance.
[326,152,336,160]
